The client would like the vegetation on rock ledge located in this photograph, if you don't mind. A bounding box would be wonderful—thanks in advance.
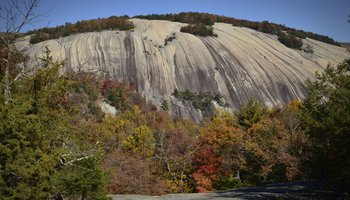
[180,23,218,37]
[172,89,224,111]
[278,32,303,49]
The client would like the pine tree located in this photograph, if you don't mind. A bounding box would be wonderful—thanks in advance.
[0,49,108,199]
[236,100,269,130]
[302,60,350,186]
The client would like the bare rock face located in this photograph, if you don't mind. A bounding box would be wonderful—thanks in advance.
[16,19,349,122]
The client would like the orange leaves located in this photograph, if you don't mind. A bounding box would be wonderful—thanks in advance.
[192,172,212,192]
[194,145,223,176]
[192,110,244,191]
[192,107,307,189]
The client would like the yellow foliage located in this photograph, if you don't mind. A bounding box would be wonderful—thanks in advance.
[201,109,242,145]
[287,100,303,112]
[121,125,155,157]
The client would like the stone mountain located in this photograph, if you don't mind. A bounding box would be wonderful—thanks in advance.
[16,18,349,122]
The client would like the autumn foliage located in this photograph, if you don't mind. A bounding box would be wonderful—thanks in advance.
[1,44,349,197]
[28,16,134,44]
[136,12,339,46]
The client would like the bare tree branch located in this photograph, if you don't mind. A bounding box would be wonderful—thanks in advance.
[14,0,40,34]
[0,0,41,105]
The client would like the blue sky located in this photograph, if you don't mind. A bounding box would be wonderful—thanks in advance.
[5,0,350,42]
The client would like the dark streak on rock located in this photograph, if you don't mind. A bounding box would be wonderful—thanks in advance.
[124,32,139,90]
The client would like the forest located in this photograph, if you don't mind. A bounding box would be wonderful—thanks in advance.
[0,40,349,199]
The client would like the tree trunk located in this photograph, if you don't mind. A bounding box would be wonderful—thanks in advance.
[4,46,11,105]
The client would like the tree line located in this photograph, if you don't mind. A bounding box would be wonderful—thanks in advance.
[136,12,340,48]
[28,16,134,44]
[26,12,340,49]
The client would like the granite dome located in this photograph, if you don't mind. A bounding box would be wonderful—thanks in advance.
[16,19,349,121]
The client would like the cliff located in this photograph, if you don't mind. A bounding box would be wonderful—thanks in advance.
[16,19,349,121]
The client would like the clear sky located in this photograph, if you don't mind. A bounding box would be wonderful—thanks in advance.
[5,0,350,42]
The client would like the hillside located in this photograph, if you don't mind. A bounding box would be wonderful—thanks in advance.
[16,18,349,121]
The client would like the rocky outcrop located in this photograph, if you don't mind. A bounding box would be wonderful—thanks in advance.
[16,19,349,122]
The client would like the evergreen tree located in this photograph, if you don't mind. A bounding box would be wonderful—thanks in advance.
[0,49,107,199]
[302,60,350,187]
[236,100,269,130]
[161,99,169,111]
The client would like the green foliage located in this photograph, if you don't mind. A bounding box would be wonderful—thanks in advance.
[278,32,303,49]
[302,60,350,186]
[172,89,224,111]
[28,16,134,44]
[0,108,62,199]
[0,49,107,199]
[236,99,269,130]
[0,51,72,199]
[302,44,314,54]
[55,157,108,200]
[164,33,176,46]
[180,23,218,37]
[161,99,169,111]
[213,174,245,190]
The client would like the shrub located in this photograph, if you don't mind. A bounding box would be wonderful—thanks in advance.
[172,89,224,111]
[164,33,176,46]
[278,32,303,49]
[258,21,279,34]
[29,32,50,44]
[302,44,314,54]
[180,23,217,37]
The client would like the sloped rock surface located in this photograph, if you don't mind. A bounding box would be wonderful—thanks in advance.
[109,181,339,200]
[16,19,349,121]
